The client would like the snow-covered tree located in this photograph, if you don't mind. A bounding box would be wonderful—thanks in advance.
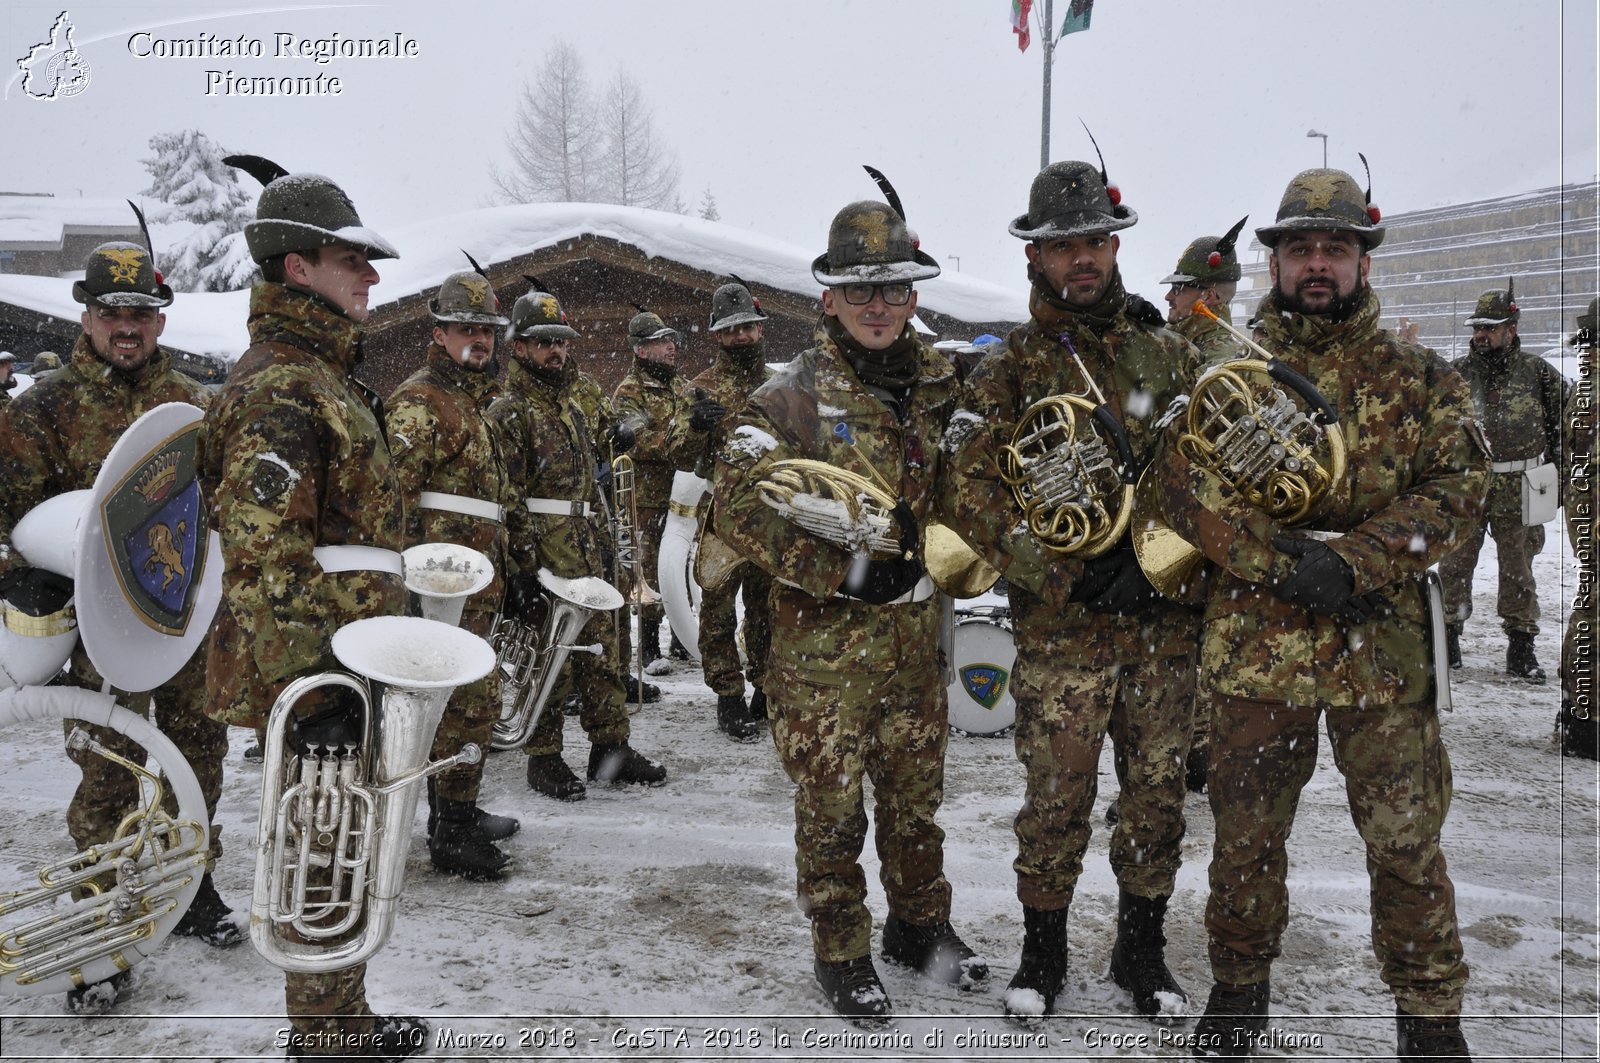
[139,130,255,292]
[594,71,681,210]
[698,187,720,222]
[492,40,599,203]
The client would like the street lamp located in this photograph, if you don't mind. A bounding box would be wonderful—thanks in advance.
[1306,129,1329,167]
[947,255,961,272]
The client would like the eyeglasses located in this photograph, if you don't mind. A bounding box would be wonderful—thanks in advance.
[838,283,913,307]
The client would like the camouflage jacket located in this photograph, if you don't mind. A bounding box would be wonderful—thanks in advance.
[714,324,956,601]
[1173,305,1246,368]
[686,347,771,478]
[1154,288,1487,706]
[201,283,406,726]
[492,359,607,581]
[943,285,1201,667]
[386,345,513,616]
[1452,338,1567,466]
[612,361,697,509]
[0,335,210,580]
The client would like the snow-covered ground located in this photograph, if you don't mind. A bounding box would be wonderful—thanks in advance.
[1,540,1595,1062]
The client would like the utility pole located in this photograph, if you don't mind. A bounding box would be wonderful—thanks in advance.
[1039,0,1055,168]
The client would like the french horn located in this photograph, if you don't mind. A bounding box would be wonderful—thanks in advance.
[999,393,1138,559]
[252,615,494,973]
[0,685,208,996]
[488,569,623,751]
[1133,303,1347,599]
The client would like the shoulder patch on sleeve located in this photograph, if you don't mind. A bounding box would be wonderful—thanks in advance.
[249,451,301,506]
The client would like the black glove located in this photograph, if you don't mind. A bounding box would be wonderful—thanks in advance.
[842,556,923,605]
[688,397,727,432]
[1083,556,1164,617]
[1271,535,1367,620]
[1125,293,1167,328]
[0,565,74,617]
[888,500,918,555]
[595,461,613,493]
[505,573,543,622]
[610,423,636,455]
[1068,546,1131,604]
[289,690,364,757]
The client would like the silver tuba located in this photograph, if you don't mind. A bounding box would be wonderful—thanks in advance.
[251,615,494,973]
[0,685,209,996]
[402,543,494,627]
[657,470,708,661]
[488,569,623,751]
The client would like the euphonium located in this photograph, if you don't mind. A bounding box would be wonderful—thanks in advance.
[999,393,1138,558]
[1132,302,1347,599]
[251,615,494,973]
[401,543,494,627]
[0,685,209,996]
[488,569,624,751]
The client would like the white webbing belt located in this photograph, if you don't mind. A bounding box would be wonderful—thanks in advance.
[418,490,504,523]
[525,497,594,518]
[313,545,404,576]
[1490,457,1540,474]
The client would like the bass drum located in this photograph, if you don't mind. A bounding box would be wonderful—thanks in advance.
[0,686,208,997]
[946,610,1017,736]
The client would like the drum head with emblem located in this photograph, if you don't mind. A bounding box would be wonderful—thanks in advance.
[947,615,1017,736]
[79,403,223,693]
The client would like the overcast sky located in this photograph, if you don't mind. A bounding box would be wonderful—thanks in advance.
[4,0,1596,308]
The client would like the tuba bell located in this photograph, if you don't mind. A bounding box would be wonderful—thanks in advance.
[488,569,624,751]
[1,491,87,690]
[658,470,709,659]
[402,543,494,627]
[0,685,209,996]
[251,616,494,973]
[1133,303,1347,599]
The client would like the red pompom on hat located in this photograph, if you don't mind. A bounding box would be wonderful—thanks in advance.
[1367,205,1382,224]
[1106,184,1122,207]
[1206,251,1222,268]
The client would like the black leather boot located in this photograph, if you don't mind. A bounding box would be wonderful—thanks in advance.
[1445,624,1462,669]
[172,871,244,948]
[526,753,586,801]
[428,777,520,840]
[1396,1008,1471,1058]
[1003,905,1068,1020]
[429,798,510,882]
[588,741,667,785]
[1191,979,1269,1059]
[881,914,988,988]
[717,693,762,742]
[1506,631,1545,682]
[814,955,891,1024]
[1108,890,1188,1020]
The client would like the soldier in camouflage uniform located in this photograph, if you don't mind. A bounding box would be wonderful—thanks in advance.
[714,196,986,1023]
[1163,219,1250,367]
[1155,169,1483,1060]
[943,159,1200,1022]
[204,156,426,1060]
[1561,297,1599,760]
[386,264,520,881]
[612,311,699,668]
[491,289,667,801]
[0,235,240,1012]
[685,282,774,741]
[1439,283,1568,683]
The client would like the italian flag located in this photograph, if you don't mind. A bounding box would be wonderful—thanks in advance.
[1011,0,1032,52]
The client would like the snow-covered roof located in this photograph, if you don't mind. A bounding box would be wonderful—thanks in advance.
[369,202,1029,327]
[0,194,141,249]
[0,273,249,359]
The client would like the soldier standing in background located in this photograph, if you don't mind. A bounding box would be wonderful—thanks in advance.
[1439,283,1567,683]
[0,234,240,1013]
[1162,218,1249,367]
[685,281,773,741]
[493,290,667,801]
[204,156,426,1059]
[943,158,1200,1022]
[612,312,698,670]
[386,265,519,881]
[1155,168,1482,1060]
[1561,296,1599,760]
[715,194,986,1023]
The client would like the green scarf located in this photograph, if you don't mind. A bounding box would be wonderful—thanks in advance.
[1027,264,1129,336]
[822,314,920,391]
[1257,286,1381,354]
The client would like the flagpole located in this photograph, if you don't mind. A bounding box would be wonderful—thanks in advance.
[1039,0,1054,168]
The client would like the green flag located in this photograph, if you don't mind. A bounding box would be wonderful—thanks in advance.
[1061,0,1094,35]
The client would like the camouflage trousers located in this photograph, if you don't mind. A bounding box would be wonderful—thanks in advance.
[768,600,952,962]
[521,600,629,757]
[1206,694,1469,1016]
[696,562,773,697]
[430,606,500,804]
[62,644,228,869]
[634,505,666,633]
[283,852,373,1052]
[1439,472,1544,637]
[1011,648,1195,909]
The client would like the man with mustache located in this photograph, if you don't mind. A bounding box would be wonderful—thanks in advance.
[684,280,773,741]
[0,234,240,1015]
[1438,284,1567,683]
[943,158,1201,1022]
[493,288,667,801]
[386,266,521,881]
[1154,168,1483,1059]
